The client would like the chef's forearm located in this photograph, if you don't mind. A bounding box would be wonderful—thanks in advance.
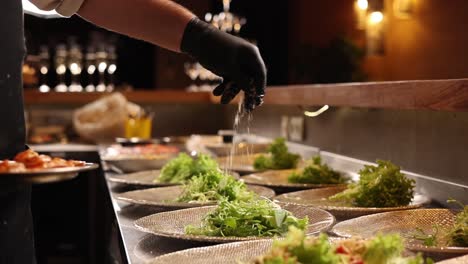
[77,0,195,52]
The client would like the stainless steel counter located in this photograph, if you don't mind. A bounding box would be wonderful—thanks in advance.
[105,174,219,263]
[102,147,468,264]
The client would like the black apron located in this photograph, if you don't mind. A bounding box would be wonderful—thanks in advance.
[0,0,35,263]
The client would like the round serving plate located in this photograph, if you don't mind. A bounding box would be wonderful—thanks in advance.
[331,209,468,260]
[242,169,349,192]
[133,234,215,262]
[115,137,159,146]
[217,154,307,175]
[205,142,269,157]
[108,170,240,187]
[435,255,468,264]
[146,231,430,264]
[134,203,335,243]
[102,153,178,173]
[217,154,260,175]
[145,238,459,264]
[0,163,99,184]
[147,239,273,264]
[107,170,175,187]
[115,184,276,209]
[274,186,430,220]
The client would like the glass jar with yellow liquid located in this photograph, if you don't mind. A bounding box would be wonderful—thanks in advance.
[124,112,153,139]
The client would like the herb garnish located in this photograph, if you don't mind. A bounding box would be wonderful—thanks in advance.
[254,138,300,170]
[288,156,347,184]
[411,226,439,247]
[447,199,468,247]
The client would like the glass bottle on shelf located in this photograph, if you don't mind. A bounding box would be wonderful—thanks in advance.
[84,46,97,92]
[106,45,117,92]
[95,45,107,92]
[54,44,68,92]
[38,45,50,93]
[68,44,83,92]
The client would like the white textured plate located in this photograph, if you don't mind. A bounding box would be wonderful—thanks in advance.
[436,255,468,264]
[205,143,269,157]
[217,154,260,174]
[242,169,349,191]
[146,234,441,264]
[274,186,430,220]
[332,209,468,259]
[107,170,174,187]
[134,203,335,243]
[0,163,99,183]
[144,234,460,264]
[115,185,276,209]
[218,155,305,175]
[147,239,273,264]
[102,153,177,173]
[108,170,240,187]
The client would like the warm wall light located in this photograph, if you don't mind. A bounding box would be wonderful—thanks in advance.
[394,0,414,19]
[357,0,368,10]
[304,105,329,117]
[355,0,368,30]
[366,11,385,55]
[369,11,384,24]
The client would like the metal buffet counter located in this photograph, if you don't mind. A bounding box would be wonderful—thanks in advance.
[100,141,468,264]
[105,173,220,263]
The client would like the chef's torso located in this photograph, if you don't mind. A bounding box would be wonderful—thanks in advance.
[0,0,27,159]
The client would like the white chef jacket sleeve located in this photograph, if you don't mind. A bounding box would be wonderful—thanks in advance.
[29,0,85,17]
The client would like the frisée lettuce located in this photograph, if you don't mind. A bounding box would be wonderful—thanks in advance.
[157,153,219,183]
[329,160,415,208]
[254,138,300,170]
[176,170,254,203]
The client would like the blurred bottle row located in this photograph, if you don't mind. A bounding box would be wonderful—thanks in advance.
[23,35,118,93]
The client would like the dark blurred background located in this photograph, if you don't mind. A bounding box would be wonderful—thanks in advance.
[24,0,468,89]
[22,1,468,263]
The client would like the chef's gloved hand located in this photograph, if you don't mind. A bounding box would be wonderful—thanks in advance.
[181,18,267,112]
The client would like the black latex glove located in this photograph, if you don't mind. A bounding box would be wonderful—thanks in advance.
[181,18,267,112]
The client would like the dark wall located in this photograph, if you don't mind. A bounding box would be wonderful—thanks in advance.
[155,0,290,88]
[225,105,468,187]
[25,1,290,89]
[229,0,290,85]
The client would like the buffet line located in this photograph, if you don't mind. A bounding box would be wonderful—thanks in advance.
[97,135,467,264]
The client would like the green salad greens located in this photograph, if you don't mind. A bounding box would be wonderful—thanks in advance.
[362,234,428,264]
[288,156,347,184]
[411,226,439,247]
[447,199,468,247]
[253,227,338,264]
[329,160,415,207]
[157,153,218,183]
[185,199,308,237]
[252,227,429,264]
[411,200,467,248]
[254,138,300,170]
[176,170,254,203]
